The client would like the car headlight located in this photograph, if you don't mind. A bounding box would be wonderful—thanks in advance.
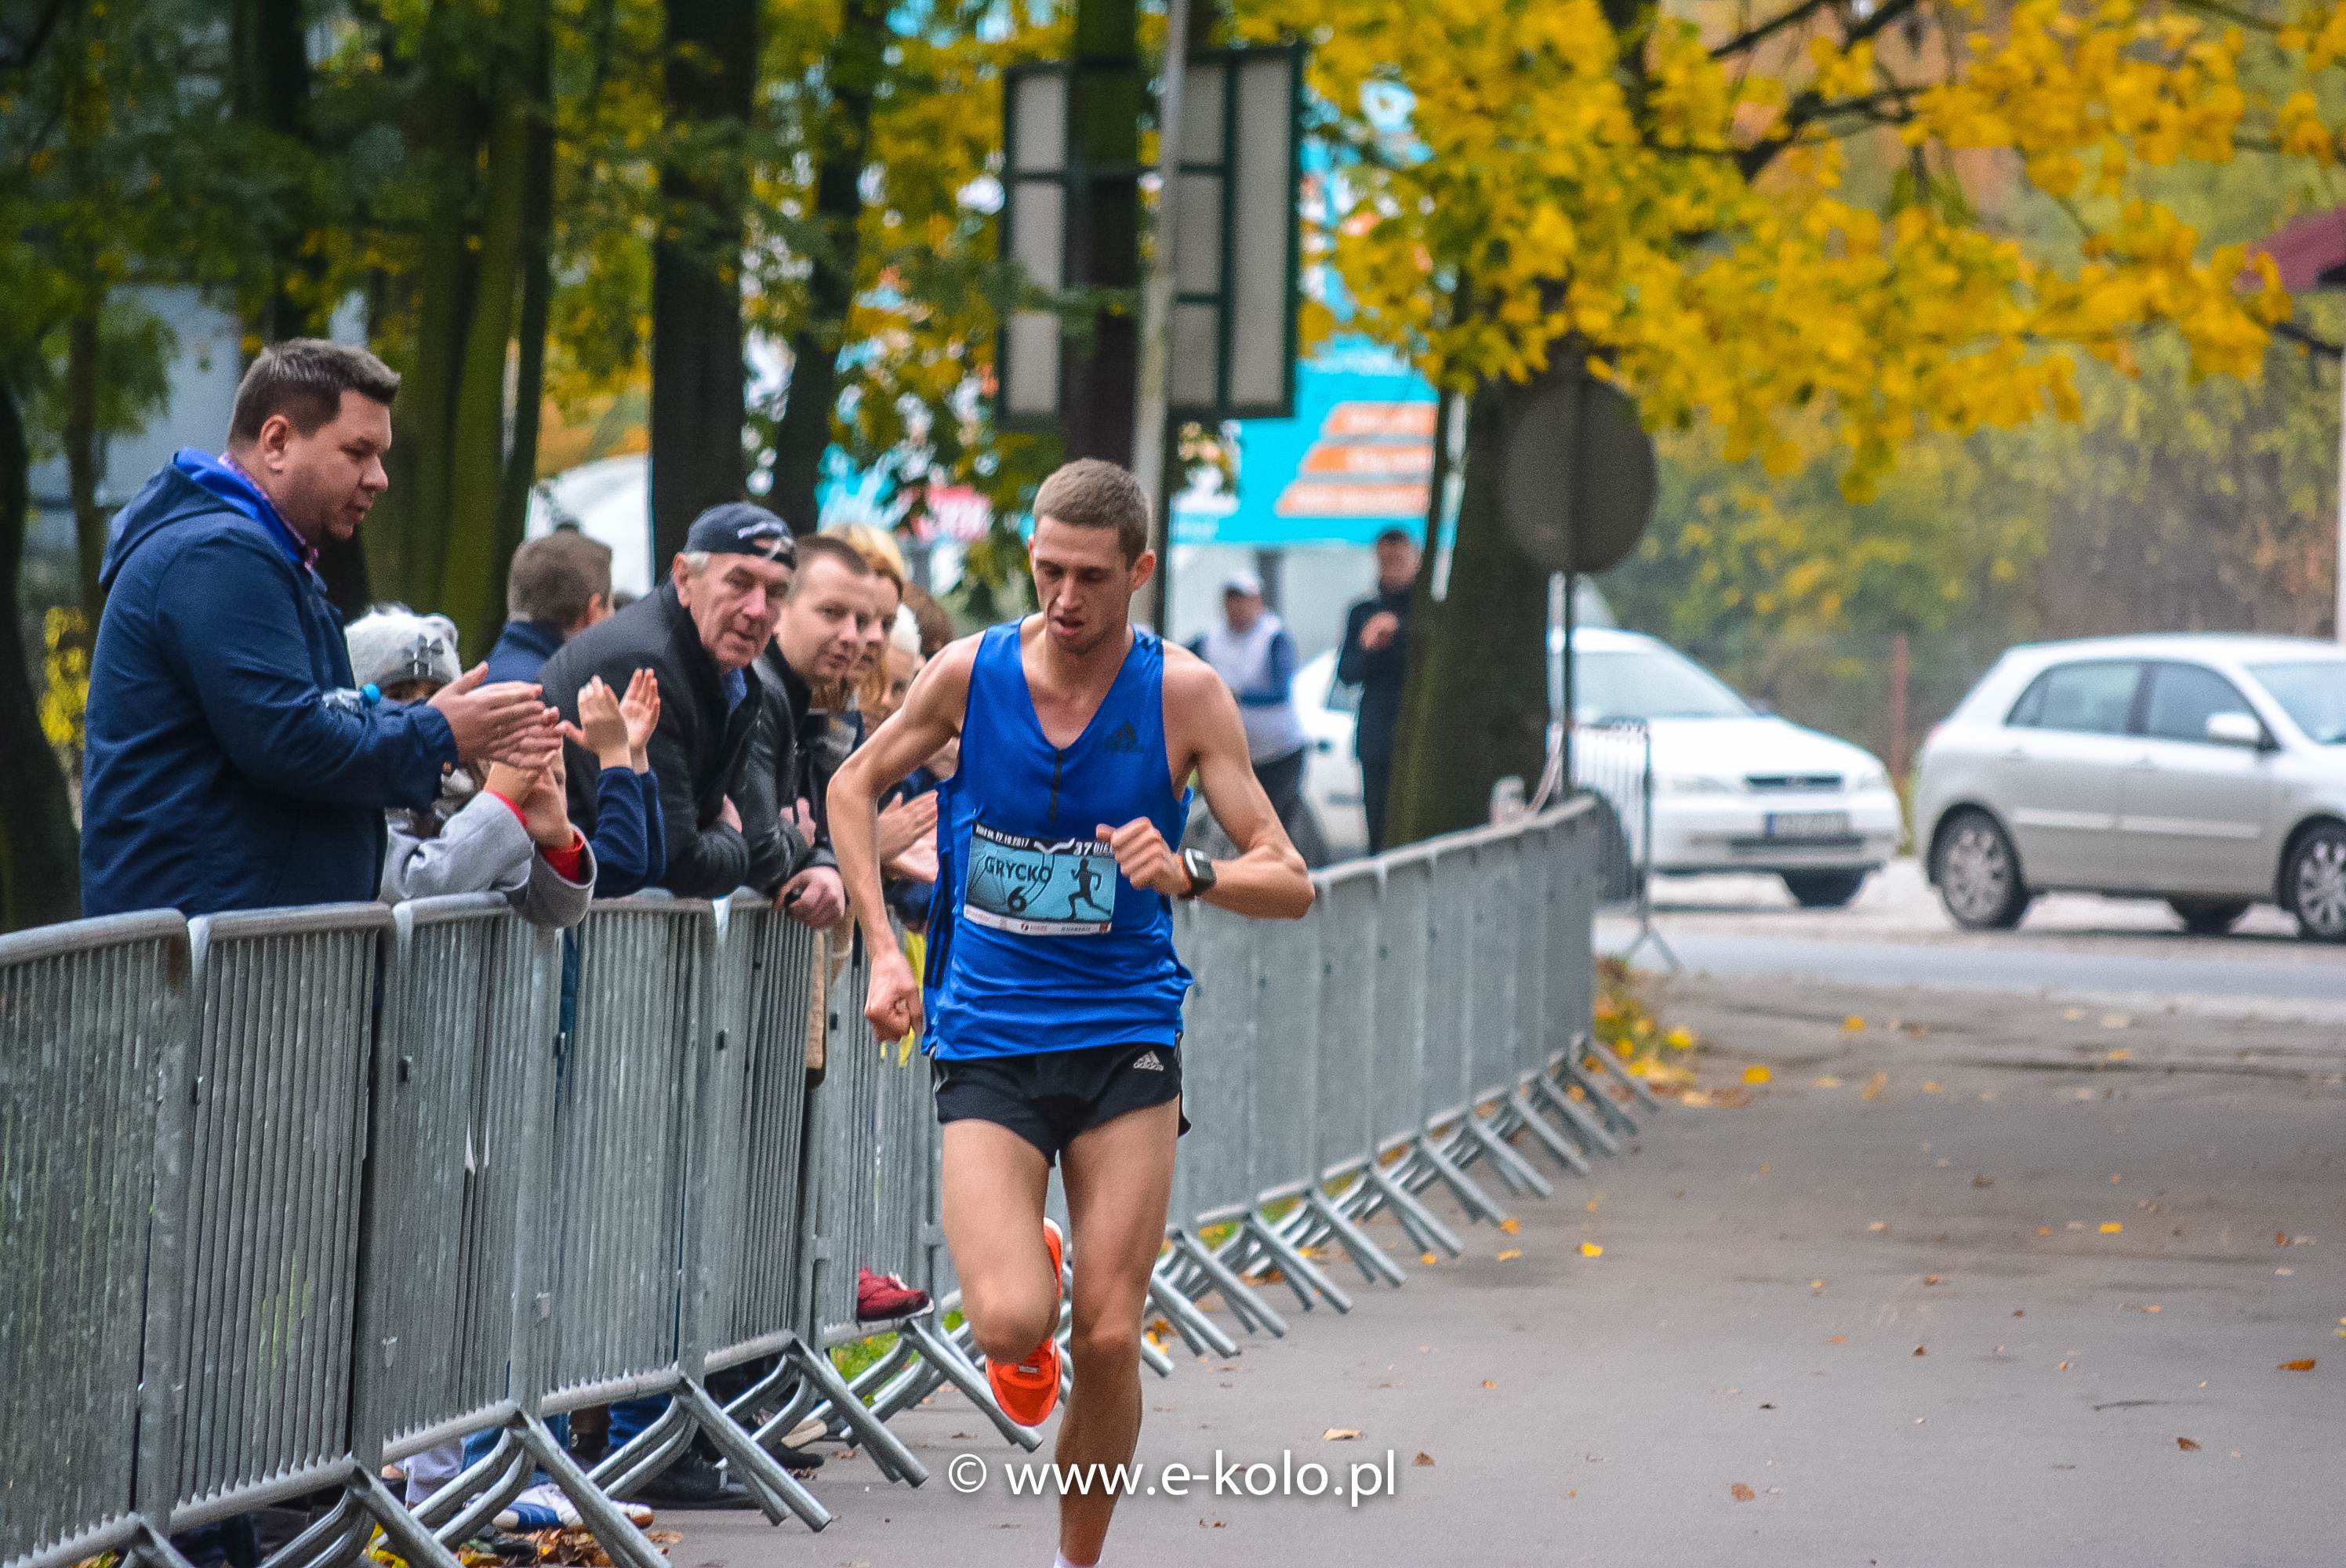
[1657,771,1741,794]
[1846,762,1890,792]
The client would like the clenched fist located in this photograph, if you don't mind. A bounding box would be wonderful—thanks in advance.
[1095,817,1189,899]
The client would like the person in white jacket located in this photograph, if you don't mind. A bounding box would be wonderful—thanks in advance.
[347,605,598,924]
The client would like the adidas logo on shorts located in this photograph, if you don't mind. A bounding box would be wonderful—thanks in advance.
[1131,1050,1165,1071]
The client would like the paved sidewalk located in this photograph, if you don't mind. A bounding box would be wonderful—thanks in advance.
[671,977,2344,1567]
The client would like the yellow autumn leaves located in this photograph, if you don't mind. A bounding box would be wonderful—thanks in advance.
[1237,0,2337,498]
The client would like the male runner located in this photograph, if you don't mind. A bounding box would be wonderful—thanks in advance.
[829,457,1314,1568]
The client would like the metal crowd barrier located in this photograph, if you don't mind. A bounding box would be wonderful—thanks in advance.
[2,800,1640,1568]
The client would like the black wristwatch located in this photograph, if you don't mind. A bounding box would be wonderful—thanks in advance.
[1179,848,1218,900]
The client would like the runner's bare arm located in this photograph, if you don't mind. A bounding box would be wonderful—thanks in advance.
[1113,648,1312,920]
[830,637,977,1040]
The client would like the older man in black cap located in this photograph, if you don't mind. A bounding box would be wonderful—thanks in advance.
[539,502,812,901]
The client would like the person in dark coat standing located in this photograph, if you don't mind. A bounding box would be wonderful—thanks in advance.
[483,528,615,685]
[536,503,795,901]
[80,339,562,918]
[478,528,666,897]
[1335,526,1420,854]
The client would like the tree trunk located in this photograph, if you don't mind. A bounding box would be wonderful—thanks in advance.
[230,0,324,341]
[1385,378,1550,844]
[649,0,757,566]
[495,53,557,620]
[764,0,889,535]
[0,380,83,931]
[1062,0,1140,464]
[66,296,104,624]
[441,0,551,659]
[369,61,487,615]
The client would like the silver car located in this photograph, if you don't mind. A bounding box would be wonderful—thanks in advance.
[1914,634,2346,941]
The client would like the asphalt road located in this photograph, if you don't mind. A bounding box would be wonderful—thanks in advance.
[666,976,2344,1568]
[1599,859,2346,1016]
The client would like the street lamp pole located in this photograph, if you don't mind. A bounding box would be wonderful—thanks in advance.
[1131,0,1192,633]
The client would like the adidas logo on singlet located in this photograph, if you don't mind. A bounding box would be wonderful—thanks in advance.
[1102,720,1142,754]
[1131,1050,1166,1071]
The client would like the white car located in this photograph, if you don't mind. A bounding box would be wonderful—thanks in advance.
[1913,633,2346,940]
[1567,629,1904,906]
[1294,650,1367,859]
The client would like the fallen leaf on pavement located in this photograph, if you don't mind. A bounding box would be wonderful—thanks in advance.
[2275,1232,2290,1247]
[1322,1428,1361,1441]
[1498,1216,1521,1234]
[1481,1379,1497,1389]
[1580,1242,1603,1258]
[1814,1074,1844,1088]
[1843,1016,1867,1033]
[1680,1089,1714,1108]
[1923,1275,1944,1286]
[1730,1483,1756,1501]
[1861,1072,1887,1101]
[1923,1081,1944,1094]
[1414,1451,1435,1467]
[1743,1065,1772,1085]
[1974,1174,1995,1188]
[2100,1222,2123,1234]
[1810,1279,1826,1290]
[2176,1437,2200,1451]
[1496,1249,1522,1261]
[1868,1221,1887,1232]
[2106,1048,2132,1062]
[1420,1252,1439,1265]
[2279,1359,2316,1372]
[1826,1335,1847,1345]
[1913,1345,1927,1356]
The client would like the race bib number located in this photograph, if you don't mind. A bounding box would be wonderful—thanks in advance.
[963,822,1117,935]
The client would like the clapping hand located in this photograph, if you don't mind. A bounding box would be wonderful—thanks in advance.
[485,749,576,849]
[619,667,660,771]
[430,665,563,768]
[568,677,631,771]
[877,790,939,862]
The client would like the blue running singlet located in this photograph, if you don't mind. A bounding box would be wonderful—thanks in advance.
[922,620,1193,1060]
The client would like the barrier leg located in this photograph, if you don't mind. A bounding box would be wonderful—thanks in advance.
[1408,1132,1513,1227]
[903,1315,1047,1451]
[674,1378,833,1530]
[259,1493,363,1568]
[1220,1225,1314,1313]
[516,1414,672,1568]
[1502,1087,1595,1178]
[1553,1051,1639,1139]
[429,1445,533,1548]
[354,1473,471,1568]
[1349,1160,1465,1258]
[133,1524,205,1568]
[1237,1211,1353,1313]
[1585,1035,1664,1115]
[1532,1069,1622,1156]
[782,1335,933,1482]
[1164,1229,1288,1338]
[1453,1112,1554,1200]
[1149,1270,1240,1358]
[587,1399,696,1501]
[409,1428,522,1529]
[1304,1188,1407,1288]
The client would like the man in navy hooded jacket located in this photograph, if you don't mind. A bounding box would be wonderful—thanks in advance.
[81,339,565,918]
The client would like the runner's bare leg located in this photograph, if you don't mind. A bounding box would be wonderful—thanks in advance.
[1055,1098,1181,1566]
[940,1120,1056,1365]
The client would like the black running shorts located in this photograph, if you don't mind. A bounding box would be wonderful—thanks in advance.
[931,1041,1191,1165]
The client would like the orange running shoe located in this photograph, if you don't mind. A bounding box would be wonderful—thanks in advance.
[986,1218,1066,1427]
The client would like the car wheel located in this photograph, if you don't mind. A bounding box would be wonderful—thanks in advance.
[2167,898,2250,937]
[2286,822,2346,943]
[1932,810,2030,931]
[1781,870,1868,909]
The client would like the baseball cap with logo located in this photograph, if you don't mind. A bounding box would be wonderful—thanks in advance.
[685,503,797,565]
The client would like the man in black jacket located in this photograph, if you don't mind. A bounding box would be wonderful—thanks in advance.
[753,533,875,927]
[539,504,797,899]
[1335,527,1419,854]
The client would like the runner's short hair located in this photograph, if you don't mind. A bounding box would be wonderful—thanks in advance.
[229,339,401,445]
[1375,526,1415,550]
[789,532,874,597]
[507,528,614,625]
[1032,458,1151,562]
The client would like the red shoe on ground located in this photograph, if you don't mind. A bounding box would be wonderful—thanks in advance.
[985,1218,1065,1427]
[855,1268,932,1321]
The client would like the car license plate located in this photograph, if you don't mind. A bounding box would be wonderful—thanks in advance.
[1765,810,1851,839]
